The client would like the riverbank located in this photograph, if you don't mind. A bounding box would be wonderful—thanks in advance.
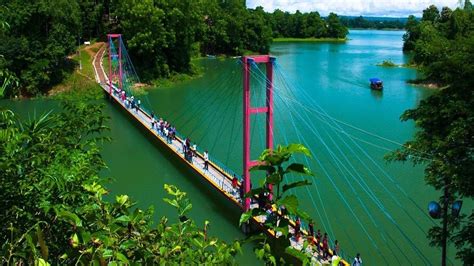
[273,37,347,43]
[407,79,445,89]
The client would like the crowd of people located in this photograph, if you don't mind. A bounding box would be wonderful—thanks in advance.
[117,89,215,174]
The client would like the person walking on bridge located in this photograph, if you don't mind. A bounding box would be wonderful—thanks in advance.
[136,99,141,112]
[352,253,362,266]
[203,150,209,170]
[316,229,322,252]
[191,144,197,163]
[294,217,301,242]
[308,219,314,237]
[232,175,238,195]
[322,233,329,260]
[333,240,340,256]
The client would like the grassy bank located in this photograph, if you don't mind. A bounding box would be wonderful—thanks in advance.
[49,43,103,100]
[272,37,347,43]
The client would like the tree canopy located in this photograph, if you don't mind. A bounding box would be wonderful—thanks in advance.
[267,9,348,39]
[394,2,474,264]
[0,102,241,264]
[0,1,349,97]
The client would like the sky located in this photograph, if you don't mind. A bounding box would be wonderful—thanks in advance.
[247,0,460,17]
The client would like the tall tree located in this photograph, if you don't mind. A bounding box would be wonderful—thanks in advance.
[422,5,441,23]
[326,13,348,38]
[403,15,421,51]
[115,0,169,79]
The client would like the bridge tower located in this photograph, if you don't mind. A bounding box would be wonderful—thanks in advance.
[242,55,276,211]
[107,34,123,95]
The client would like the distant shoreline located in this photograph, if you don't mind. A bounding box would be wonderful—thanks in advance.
[349,28,405,31]
[272,37,347,43]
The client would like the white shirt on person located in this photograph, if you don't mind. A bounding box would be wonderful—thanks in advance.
[353,257,362,266]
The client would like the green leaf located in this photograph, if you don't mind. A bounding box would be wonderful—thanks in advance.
[102,249,113,258]
[83,182,107,196]
[180,202,192,216]
[269,255,277,265]
[114,215,131,224]
[115,195,129,206]
[282,180,312,193]
[115,252,129,263]
[57,210,83,227]
[250,164,275,173]
[192,238,204,248]
[285,246,310,265]
[70,233,79,248]
[295,209,311,221]
[35,258,51,266]
[239,210,253,225]
[120,240,137,250]
[255,248,265,259]
[277,195,299,214]
[244,187,269,198]
[266,173,282,185]
[286,143,312,157]
[285,163,313,176]
[163,198,179,208]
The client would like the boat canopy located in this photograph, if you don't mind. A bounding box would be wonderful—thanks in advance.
[369,78,382,83]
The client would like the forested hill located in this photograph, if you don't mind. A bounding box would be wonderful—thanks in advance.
[0,0,346,97]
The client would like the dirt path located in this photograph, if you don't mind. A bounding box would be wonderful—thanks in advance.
[92,44,107,84]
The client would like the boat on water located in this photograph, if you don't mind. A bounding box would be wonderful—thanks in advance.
[369,78,383,90]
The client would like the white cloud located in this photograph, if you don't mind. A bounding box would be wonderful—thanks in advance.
[247,0,460,17]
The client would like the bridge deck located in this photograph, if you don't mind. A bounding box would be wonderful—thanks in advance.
[92,44,349,266]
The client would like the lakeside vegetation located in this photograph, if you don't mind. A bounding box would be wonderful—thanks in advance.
[390,1,474,264]
[0,1,349,98]
[0,103,242,264]
[376,60,399,68]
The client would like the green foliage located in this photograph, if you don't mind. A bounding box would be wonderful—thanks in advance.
[240,143,314,263]
[268,9,348,39]
[0,0,81,96]
[403,15,421,51]
[394,4,474,264]
[377,60,398,68]
[0,103,240,264]
[326,13,348,39]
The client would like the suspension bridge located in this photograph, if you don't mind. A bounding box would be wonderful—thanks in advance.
[91,34,440,265]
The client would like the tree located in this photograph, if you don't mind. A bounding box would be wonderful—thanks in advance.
[326,13,348,39]
[422,5,441,23]
[464,0,473,11]
[403,15,420,51]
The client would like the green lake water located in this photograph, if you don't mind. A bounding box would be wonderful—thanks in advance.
[2,30,465,265]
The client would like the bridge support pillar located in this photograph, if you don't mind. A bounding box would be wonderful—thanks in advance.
[107,34,123,95]
[242,55,276,211]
